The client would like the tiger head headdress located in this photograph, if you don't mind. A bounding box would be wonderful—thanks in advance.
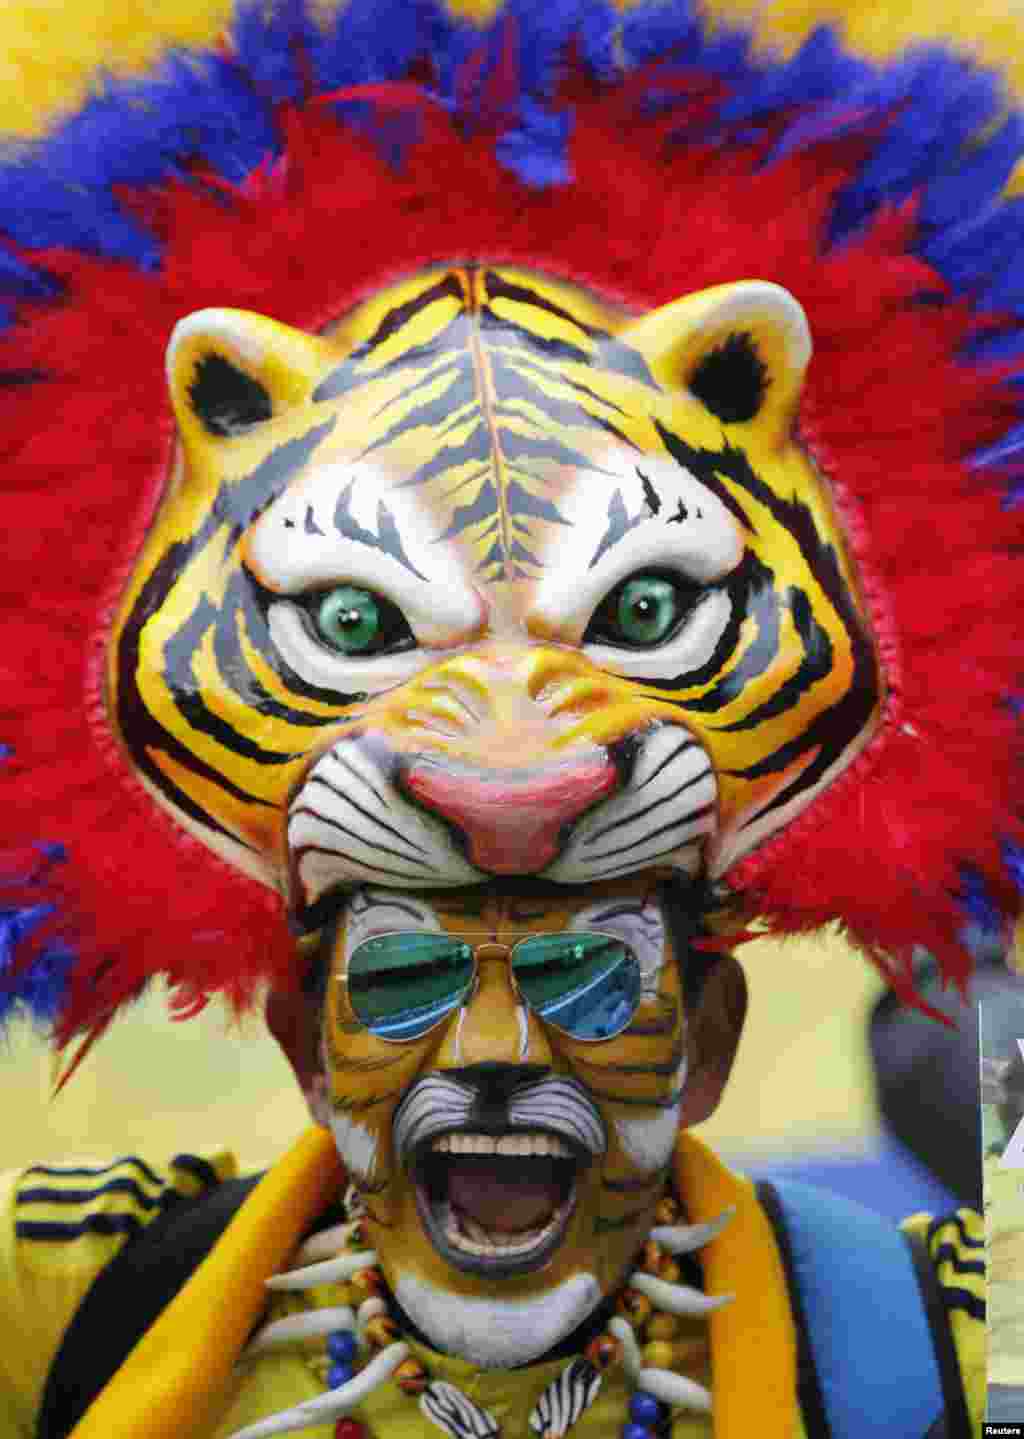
[103,265,876,1328]
[2,0,1023,1374]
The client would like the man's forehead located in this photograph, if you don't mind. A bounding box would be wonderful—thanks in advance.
[352,877,665,935]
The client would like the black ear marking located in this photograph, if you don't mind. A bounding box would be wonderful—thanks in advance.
[688,331,768,424]
[188,352,273,437]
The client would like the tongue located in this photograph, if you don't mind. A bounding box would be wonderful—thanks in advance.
[447,1161,562,1233]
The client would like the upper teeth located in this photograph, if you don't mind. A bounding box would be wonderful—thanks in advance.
[431,1132,573,1159]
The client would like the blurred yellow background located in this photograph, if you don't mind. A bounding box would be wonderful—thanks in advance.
[0,0,1015,1174]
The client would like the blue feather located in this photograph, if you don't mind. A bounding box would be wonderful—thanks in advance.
[694,22,750,89]
[0,902,70,1031]
[919,113,1024,236]
[0,159,163,270]
[957,866,1004,935]
[0,844,73,1033]
[47,55,277,189]
[504,0,587,99]
[230,0,318,105]
[577,1,620,82]
[0,930,73,1031]
[920,203,1024,309]
[312,0,452,168]
[429,12,489,109]
[959,327,1024,365]
[0,246,59,303]
[718,26,869,132]
[829,50,1004,244]
[0,903,52,961]
[0,48,280,266]
[970,420,1024,469]
[327,98,429,171]
[311,0,437,93]
[1002,841,1024,896]
[495,96,572,188]
[977,260,1024,314]
[620,0,701,68]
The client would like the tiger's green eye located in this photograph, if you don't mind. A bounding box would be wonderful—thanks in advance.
[316,586,381,654]
[612,575,683,646]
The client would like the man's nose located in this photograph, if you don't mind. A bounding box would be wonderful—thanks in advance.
[433,949,554,1070]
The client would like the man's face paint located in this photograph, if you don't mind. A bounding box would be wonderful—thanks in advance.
[318,878,690,1366]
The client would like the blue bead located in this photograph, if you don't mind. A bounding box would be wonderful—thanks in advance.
[327,1361,353,1389]
[621,1424,654,1439]
[327,1331,358,1362]
[628,1391,663,1424]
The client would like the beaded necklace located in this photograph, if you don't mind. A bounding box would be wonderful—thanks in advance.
[228,1185,735,1439]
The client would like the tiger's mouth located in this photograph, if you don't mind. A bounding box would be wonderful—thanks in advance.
[412,1128,589,1278]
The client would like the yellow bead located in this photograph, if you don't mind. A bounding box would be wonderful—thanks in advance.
[646,1312,680,1340]
[642,1340,676,1370]
[394,1357,428,1395]
[654,1197,680,1225]
[364,1315,399,1349]
[659,1259,681,1284]
[669,1336,711,1371]
[351,1267,384,1299]
[584,1331,623,1372]
[615,1289,652,1326]
[641,1240,664,1274]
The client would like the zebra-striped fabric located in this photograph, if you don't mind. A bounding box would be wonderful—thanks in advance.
[419,1378,500,1437]
[528,1357,603,1437]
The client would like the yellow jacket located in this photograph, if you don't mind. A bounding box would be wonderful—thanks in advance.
[0,1129,987,1439]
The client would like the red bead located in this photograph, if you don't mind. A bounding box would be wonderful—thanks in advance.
[334,1421,367,1439]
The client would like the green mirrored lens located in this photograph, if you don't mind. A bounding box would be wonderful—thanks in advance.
[512,932,641,1040]
[347,933,474,1040]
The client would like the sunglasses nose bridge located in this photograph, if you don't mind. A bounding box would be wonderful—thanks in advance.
[431,941,553,1071]
[473,942,513,964]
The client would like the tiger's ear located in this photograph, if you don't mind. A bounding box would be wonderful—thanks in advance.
[166,308,334,452]
[625,281,811,449]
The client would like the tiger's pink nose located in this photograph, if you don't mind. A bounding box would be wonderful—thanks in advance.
[402,758,619,874]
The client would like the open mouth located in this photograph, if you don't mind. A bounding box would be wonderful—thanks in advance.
[413,1129,587,1277]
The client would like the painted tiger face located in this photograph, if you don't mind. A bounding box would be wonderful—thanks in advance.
[109,263,880,914]
[315,875,706,1366]
[107,264,879,1356]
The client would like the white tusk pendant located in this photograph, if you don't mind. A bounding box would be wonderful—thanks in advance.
[226,1342,410,1438]
[649,1206,736,1254]
[238,1306,356,1363]
[265,1249,377,1290]
[293,1222,362,1265]
[637,1366,712,1412]
[629,1271,734,1316]
[608,1318,643,1381]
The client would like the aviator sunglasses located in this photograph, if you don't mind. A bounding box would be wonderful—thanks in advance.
[343,930,643,1043]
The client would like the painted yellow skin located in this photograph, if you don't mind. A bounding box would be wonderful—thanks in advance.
[107,264,880,914]
[320,876,693,1352]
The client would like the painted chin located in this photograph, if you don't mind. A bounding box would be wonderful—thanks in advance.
[410,1132,592,1280]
